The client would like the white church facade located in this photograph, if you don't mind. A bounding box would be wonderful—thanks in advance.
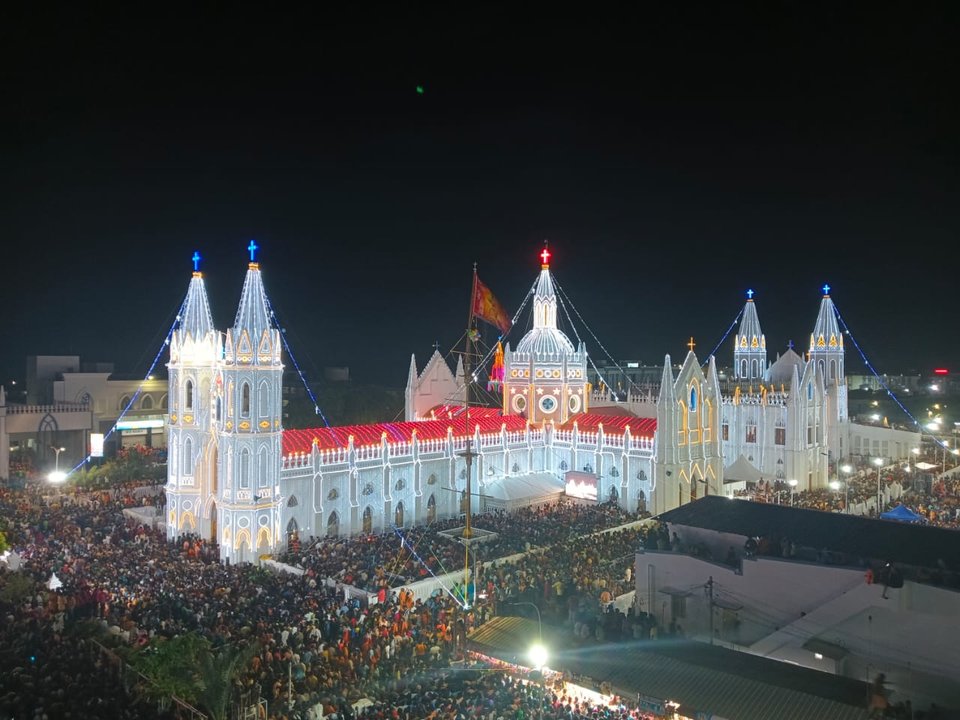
[165,248,915,563]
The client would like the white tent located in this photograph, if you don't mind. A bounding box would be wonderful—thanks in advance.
[481,472,565,511]
[724,454,765,484]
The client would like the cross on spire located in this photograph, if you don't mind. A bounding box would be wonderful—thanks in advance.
[192,251,201,272]
[248,240,259,262]
[687,336,696,352]
[433,340,440,351]
[540,240,551,267]
[787,339,794,350]
[746,288,754,300]
[822,283,830,296]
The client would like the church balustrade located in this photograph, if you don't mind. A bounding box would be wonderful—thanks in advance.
[629,436,655,452]
[283,452,312,469]
[387,441,412,457]
[478,433,501,447]
[553,429,574,443]
[6,401,90,414]
[354,444,383,461]
[604,434,624,448]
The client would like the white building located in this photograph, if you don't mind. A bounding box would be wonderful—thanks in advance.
[638,495,960,710]
[167,248,920,563]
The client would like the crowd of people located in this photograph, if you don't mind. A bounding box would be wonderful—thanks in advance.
[1,479,655,720]
[281,503,641,592]
[735,449,960,529]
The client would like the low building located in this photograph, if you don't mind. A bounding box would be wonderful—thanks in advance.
[638,496,960,711]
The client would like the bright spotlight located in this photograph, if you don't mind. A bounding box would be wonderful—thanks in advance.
[529,643,549,670]
[841,464,853,474]
[48,471,67,484]
[829,481,841,491]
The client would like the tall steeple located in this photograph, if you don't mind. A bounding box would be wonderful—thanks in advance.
[166,251,220,545]
[503,244,588,423]
[733,289,767,381]
[217,241,284,564]
[809,284,844,386]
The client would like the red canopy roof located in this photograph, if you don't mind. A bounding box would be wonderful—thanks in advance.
[559,413,657,439]
[282,414,529,454]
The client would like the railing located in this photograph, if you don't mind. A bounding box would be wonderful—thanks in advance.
[5,401,90,414]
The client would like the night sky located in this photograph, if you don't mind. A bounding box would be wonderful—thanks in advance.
[3,7,959,392]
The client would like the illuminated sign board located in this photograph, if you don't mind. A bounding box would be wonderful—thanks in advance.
[564,471,598,502]
[90,433,104,458]
[115,418,164,430]
[934,369,949,375]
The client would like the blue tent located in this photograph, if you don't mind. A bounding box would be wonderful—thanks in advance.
[880,504,925,523]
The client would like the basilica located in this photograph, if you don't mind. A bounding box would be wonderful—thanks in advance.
[165,248,915,564]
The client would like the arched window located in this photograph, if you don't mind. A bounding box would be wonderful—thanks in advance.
[258,382,269,417]
[362,506,373,533]
[185,380,194,410]
[395,502,404,528]
[239,448,250,488]
[183,438,194,475]
[215,397,222,423]
[258,448,269,487]
[427,494,436,523]
[830,359,837,381]
[241,383,250,417]
[119,395,132,412]
[287,495,299,507]
[751,358,758,378]
[689,386,697,413]
[140,394,154,410]
[326,511,339,537]
[740,359,747,378]
[159,394,168,409]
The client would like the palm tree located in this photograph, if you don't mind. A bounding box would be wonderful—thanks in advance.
[195,642,259,720]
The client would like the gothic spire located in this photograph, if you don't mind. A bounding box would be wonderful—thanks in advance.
[734,289,766,380]
[177,253,215,342]
[233,245,273,341]
[809,284,843,354]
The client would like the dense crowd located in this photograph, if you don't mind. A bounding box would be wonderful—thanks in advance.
[1,481,652,720]
[281,503,641,592]
[735,449,960,529]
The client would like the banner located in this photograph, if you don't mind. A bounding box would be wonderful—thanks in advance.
[90,433,105,458]
[472,277,512,334]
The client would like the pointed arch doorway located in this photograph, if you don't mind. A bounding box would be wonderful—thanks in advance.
[209,500,218,544]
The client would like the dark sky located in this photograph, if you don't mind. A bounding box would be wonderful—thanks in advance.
[2,6,958,392]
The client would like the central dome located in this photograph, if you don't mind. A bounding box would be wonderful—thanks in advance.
[515,326,576,357]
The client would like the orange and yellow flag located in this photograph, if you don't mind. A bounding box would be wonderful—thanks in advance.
[472,277,512,334]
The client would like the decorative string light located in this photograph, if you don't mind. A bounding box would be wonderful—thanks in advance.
[832,303,951,451]
[66,296,188,476]
[702,307,744,368]
[262,294,339,442]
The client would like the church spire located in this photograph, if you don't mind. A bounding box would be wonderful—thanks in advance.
[179,252,215,341]
[809,284,844,387]
[533,244,558,330]
[233,241,273,344]
[734,288,766,381]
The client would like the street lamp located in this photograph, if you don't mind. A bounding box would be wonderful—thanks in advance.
[840,464,852,514]
[50,446,66,474]
[787,479,798,506]
[873,457,884,514]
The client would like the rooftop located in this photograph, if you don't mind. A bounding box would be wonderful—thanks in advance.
[469,617,870,720]
[658,495,960,570]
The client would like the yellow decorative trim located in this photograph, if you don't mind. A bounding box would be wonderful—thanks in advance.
[226,421,234,430]
[183,414,194,424]
[239,420,251,430]
[273,419,279,428]
[170,414,178,423]
[259,420,270,429]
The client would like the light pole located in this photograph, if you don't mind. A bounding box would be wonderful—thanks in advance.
[873,457,884,515]
[48,446,67,501]
[840,464,852,514]
[51,446,66,474]
[787,479,798,506]
[829,480,841,511]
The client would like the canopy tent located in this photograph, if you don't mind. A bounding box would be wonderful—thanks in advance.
[880,504,925,524]
[481,472,565,511]
[724,454,765,484]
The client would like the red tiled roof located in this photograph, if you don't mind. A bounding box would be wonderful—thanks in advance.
[282,414,529,454]
[560,413,657,439]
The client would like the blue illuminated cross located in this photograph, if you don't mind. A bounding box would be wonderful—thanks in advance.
[746,288,754,300]
[248,240,259,262]
[192,251,201,272]
[822,283,831,296]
